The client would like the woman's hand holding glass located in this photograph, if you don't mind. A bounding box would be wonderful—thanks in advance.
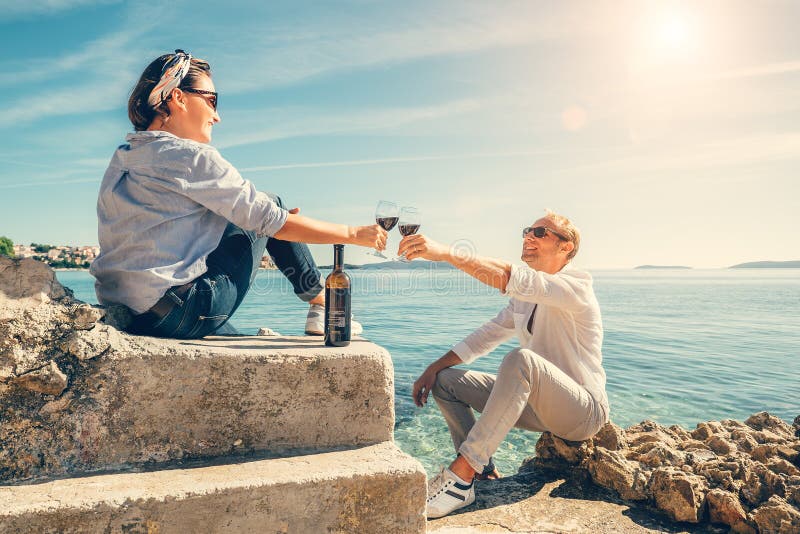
[368,200,399,258]
[353,224,388,251]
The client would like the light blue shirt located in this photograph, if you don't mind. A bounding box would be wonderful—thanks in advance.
[90,131,288,314]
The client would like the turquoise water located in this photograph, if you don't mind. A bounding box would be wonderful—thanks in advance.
[57,268,800,475]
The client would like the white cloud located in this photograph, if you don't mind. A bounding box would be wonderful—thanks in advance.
[707,60,800,81]
[552,132,800,180]
[214,99,481,149]
[0,0,121,20]
[208,2,570,94]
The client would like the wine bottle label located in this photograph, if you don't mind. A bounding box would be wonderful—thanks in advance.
[324,286,351,346]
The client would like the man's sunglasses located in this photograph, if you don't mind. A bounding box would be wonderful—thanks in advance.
[183,88,218,110]
[522,226,568,241]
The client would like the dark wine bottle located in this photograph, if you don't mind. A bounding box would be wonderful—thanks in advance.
[325,244,351,347]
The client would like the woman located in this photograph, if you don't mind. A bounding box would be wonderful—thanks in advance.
[398,210,608,518]
[91,50,386,339]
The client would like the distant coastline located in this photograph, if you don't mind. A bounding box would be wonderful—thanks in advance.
[729,260,800,269]
[634,265,692,270]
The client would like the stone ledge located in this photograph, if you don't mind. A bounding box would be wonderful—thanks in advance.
[0,442,426,533]
[2,335,395,483]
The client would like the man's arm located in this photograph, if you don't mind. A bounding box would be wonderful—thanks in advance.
[413,350,464,407]
[413,302,515,407]
[397,234,512,291]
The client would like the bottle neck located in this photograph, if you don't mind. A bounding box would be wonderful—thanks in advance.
[333,245,345,270]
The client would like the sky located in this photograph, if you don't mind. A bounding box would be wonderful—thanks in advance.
[0,0,798,269]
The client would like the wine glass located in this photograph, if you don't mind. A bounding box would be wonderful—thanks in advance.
[369,200,399,258]
[397,206,421,262]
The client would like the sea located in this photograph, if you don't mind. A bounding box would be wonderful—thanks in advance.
[56,268,800,476]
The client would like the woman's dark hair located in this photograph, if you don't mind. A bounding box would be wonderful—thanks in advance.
[128,53,212,131]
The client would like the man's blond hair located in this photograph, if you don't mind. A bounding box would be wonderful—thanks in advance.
[543,209,580,261]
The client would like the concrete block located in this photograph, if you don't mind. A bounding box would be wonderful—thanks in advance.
[2,336,395,483]
[0,442,426,533]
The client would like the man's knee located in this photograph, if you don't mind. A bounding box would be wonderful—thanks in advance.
[431,367,462,401]
[501,347,542,379]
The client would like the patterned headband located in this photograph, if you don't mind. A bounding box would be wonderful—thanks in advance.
[147,49,193,108]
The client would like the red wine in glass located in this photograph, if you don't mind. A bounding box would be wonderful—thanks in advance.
[397,207,421,262]
[370,201,399,258]
[399,224,420,236]
[377,217,399,231]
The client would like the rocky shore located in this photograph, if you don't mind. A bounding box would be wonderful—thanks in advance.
[2,255,798,532]
[532,416,800,532]
[430,416,799,533]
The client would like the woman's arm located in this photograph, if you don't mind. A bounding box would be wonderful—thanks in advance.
[398,234,511,291]
[274,213,387,249]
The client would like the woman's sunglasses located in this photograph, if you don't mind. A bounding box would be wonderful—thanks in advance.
[183,88,218,110]
[522,225,568,241]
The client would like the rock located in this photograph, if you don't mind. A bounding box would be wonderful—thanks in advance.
[731,429,760,453]
[730,521,758,534]
[706,488,747,527]
[751,495,800,533]
[788,484,800,507]
[746,412,796,439]
[752,429,789,445]
[695,461,738,491]
[649,468,708,523]
[679,439,713,453]
[706,435,734,455]
[592,422,627,451]
[12,361,68,395]
[100,304,133,330]
[586,448,649,501]
[794,415,800,438]
[636,443,685,468]
[59,325,120,360]
[0,256,68,306]
[768,458,800,477]
[742,462,787,507]
[692,421,726,441]
[70,303,103,330]
[626,420,678,448]
[533,431,591,467]
[683,448,718,466]
[668,424,693,441]
[257,327,281,336]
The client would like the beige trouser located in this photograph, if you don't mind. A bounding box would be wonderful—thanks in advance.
[432,347,609,474]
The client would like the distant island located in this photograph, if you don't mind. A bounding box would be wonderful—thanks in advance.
[729,260,800,269]
[634,265,692,270]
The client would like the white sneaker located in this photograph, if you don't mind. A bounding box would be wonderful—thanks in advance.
[304,304,363,336]
[426,468,475,519]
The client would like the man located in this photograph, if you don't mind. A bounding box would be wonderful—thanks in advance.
[398,210,609,519]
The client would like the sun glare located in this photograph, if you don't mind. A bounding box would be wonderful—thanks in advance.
[659,15,690,50]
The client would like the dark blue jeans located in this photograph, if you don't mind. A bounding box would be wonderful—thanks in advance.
[129,195,323,339]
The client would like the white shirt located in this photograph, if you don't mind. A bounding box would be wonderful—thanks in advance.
[452,263,608,406]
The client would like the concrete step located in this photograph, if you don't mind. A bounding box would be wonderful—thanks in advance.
[0,442,426,534]
[3,335,396,483]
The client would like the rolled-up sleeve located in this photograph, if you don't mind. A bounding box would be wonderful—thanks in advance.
[451,301,515,365]
[180,147,287,236]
